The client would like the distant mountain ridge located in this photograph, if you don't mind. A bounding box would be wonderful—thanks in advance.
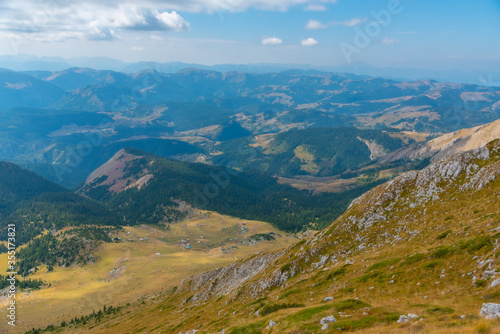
[1,54,500,85]
[0,68,65,110]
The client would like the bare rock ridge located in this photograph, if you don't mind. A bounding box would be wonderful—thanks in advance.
[78,148,152,196]
[357,136,389,160]
[380,118,500,164]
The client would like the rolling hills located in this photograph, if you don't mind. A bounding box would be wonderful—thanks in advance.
[78,148,382,232]
[210,127,409,178]
[1,67,500,189]
[0,68,65,110]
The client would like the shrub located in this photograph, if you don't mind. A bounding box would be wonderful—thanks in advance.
[423,260,442,269]
[327,267,347,279]
[425,306,454,314]
[279,289,301,300]
[358,271,382,282]
[280,263,292,273]
[229,322,265,334]
[431,246,454,258]
[334,299,371,312]
[475,279,487,288]
[334,316,377,331]
[402,253,426,265]
[260,303,304,316]
[437,230,452,240]
[368,258,400,271]
[460,236,493,253]
[286,305,331,323]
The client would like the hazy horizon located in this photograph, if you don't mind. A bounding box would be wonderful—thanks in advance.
[0,0,499,72]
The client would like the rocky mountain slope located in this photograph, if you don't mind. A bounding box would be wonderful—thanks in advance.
[59,138,500,333]
[380,118,500,164]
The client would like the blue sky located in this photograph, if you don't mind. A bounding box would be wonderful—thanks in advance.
[0,0,499,70]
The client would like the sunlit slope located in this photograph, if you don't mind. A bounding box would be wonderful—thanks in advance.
[0,212,297,333]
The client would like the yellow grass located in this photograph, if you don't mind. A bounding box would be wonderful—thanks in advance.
[0,212,296,333]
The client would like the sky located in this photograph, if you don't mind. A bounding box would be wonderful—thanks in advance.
[0,0,499,70]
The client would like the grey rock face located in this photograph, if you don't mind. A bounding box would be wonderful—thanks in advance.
[491,279,500,288]
[320,316,336,324]
[397,315,410,323]
[179,250,285,303]
[480,303,500,319]
[482,270,496,279]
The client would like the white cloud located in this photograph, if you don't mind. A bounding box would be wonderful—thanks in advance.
[154,10,190,31]
[261,37,283,45]
[301,37,318,46]
[0,0,342,18]
[306,18,365,30]
[0,2,190,42]
[131,46,144,51]
[304,4,328,11]
[330,18,366,27]
[381,37,400,45]
[90,8,190,32]
[305,19,327,30]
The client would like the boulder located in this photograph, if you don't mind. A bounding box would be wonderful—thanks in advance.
[397,315,410,323]
[491,279,500,288]
[480,303,500,319]
[320,316,336,324]
[408,313,419,319]
[323,297,334,302]
[483,270,496,279]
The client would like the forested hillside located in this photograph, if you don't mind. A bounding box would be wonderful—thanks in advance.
[79,148,384,232]
[211,127,408,177]
[0,162,121,246]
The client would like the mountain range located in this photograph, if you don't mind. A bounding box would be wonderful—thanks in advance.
[1,63,500,333]
[1,66,499,190]
[2,54,500,85]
